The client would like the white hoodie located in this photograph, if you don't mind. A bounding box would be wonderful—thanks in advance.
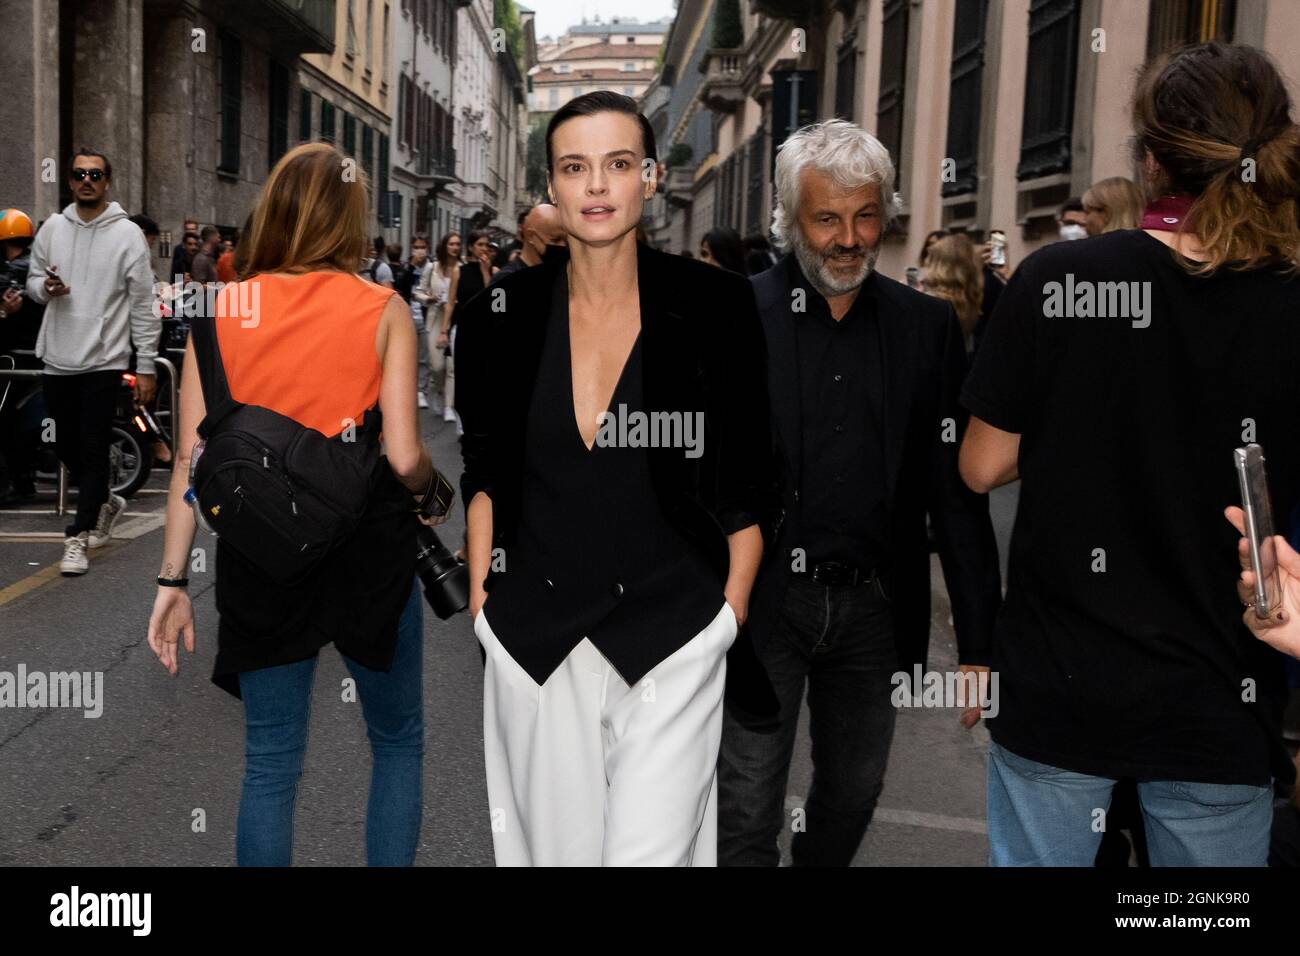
[25,201,159,375]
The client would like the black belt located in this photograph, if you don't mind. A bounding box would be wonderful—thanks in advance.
[793,560,879,588]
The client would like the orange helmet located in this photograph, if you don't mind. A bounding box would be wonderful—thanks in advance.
[0,208,34,242]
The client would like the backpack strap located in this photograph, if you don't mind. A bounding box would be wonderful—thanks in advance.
[188,314,244,437]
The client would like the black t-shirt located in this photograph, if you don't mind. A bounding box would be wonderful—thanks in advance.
[962,229,1300,786]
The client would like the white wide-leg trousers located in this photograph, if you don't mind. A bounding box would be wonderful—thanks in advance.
[475,601,737,866]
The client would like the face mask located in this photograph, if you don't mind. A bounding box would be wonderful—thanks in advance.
[1058,223,1088,241]
[541,243,568,267]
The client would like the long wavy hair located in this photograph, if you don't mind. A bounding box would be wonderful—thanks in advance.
[1131,42,1300,273]
[923,234,983,337]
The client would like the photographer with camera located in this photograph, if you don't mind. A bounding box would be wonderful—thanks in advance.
[0,208,44,504]
[145,142,453,867]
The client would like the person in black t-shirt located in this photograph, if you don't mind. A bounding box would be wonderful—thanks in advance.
[959,42,1300,866]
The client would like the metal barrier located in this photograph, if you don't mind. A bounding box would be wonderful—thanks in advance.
[0,365,68,515]
[154,355,179,454]
[0,357,179,517]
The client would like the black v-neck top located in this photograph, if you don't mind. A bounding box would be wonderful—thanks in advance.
[480,267,724,685]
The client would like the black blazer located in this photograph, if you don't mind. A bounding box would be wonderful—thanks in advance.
[749,254,1001,674]
[455,241,783,712]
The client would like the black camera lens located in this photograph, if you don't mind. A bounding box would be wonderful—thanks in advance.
[415,525,469,619]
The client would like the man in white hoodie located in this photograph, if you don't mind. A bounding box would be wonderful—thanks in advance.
[25,148,159,576]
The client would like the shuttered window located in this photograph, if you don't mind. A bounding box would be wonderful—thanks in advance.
[1017,0,1080,181]
[942,0,987,196]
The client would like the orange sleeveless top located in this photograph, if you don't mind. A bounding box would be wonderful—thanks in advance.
[212,272,392,437]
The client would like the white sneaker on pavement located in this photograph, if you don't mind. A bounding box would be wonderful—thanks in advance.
[88,493,127,549]
[417,392,430,409]
[60,532,89,576]
[443,407,456,423]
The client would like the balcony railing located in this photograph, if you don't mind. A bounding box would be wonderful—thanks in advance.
[700,48,747,113]
[663,165,696,207]
[751,0,814,19]
[417,147,458,183]
[227,0,335,53]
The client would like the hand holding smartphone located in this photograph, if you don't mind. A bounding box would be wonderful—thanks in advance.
[45,265,69,297]
[1233,443,1280,619]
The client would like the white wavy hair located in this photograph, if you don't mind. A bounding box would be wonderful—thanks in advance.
[769,119,902,253]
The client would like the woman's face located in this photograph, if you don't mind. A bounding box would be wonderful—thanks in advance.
[447,235,462,259]
[472,236,490,260]
[699,241,719,267]
[547,111,655,248]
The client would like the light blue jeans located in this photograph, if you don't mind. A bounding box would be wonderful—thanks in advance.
[236,579,424,866]
[987,740,1272,866]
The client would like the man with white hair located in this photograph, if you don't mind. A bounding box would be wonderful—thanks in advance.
[718,120,1001,866]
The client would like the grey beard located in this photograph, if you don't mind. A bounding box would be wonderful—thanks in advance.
[792,228,877,297]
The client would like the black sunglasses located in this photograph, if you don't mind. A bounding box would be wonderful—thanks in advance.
[70,168,105,182]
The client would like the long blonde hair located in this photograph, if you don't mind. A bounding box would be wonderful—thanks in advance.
[238,142,369,277]
[922,234,983,337]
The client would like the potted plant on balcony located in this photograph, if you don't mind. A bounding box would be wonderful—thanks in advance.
[665,143,694,170]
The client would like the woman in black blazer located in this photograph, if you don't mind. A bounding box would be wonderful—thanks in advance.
[455,91,778,866]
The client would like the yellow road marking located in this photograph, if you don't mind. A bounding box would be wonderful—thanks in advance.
[0,515,165,608]
[0,562,62,607]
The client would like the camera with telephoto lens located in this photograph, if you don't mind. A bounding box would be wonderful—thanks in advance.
[416,525,469,619]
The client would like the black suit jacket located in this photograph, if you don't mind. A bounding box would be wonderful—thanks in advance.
[749,254,1001,673]
[455,241,783,713]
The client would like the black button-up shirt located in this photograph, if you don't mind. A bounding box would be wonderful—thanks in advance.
[790,257,889,569]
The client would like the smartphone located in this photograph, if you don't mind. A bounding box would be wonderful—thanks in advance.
[1234,443,1281,618]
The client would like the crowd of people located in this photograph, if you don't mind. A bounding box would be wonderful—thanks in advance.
[3,38,1299,868]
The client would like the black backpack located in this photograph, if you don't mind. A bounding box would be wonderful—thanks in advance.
[188,314,384,586]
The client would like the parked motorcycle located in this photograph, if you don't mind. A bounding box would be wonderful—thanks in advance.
[0,358,161,500]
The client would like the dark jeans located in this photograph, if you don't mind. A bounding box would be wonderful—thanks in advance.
[718,574,897,866]
[41,370,119,536]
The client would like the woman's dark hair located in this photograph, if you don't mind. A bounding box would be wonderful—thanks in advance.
[434,232,460,269]
[701,227,746,274]
[742,233,775,274]
[546,91,657,174]
[920,229,949,266]
[128,214,159,237]
[1132,41,1300,273]
[465,230,491,254]
[495,240,522,269]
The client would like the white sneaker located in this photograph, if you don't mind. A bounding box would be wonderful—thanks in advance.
[88,493,126,549]
[417,392,430,409]
[443,407,457,423]
[60,532,89,576]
